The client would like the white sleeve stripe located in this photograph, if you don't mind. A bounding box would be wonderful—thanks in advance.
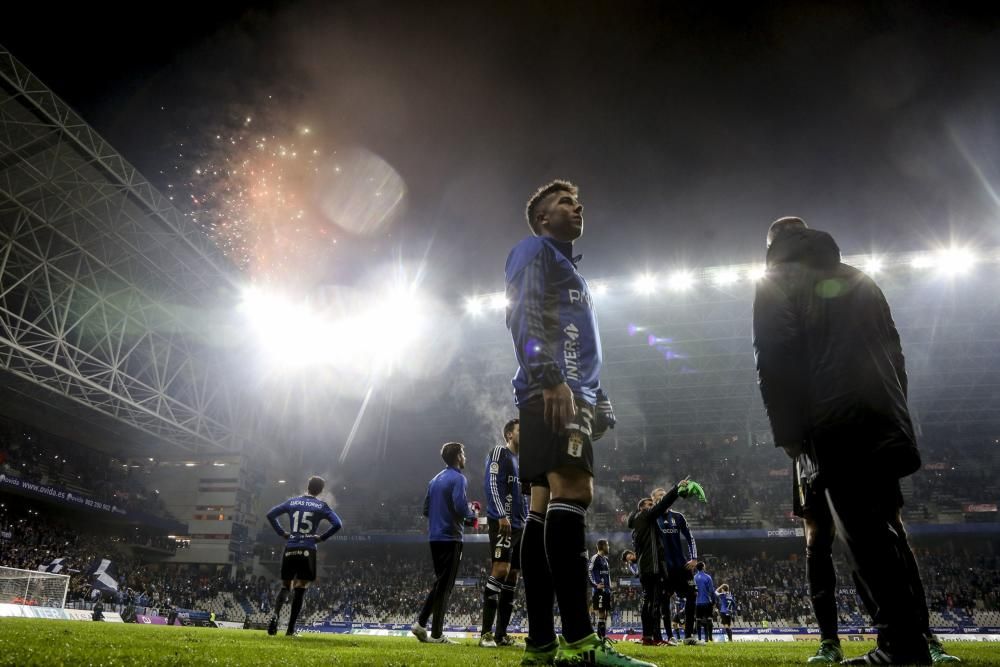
[489,446,505,514]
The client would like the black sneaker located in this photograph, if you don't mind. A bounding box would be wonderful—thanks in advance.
[266,617,278,636]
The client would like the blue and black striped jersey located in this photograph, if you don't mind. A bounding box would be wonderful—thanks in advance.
[483,444,526,528]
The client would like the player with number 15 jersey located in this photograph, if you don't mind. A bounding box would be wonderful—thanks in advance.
[265,476,343,636]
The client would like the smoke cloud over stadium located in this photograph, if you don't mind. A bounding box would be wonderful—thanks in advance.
[2,3,1000,663]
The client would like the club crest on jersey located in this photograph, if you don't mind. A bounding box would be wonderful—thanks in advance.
[489,462,500,474]
[567,431,584,457]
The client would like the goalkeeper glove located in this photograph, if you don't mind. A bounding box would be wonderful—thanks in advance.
[678,480,707,503]
[593,391,616,441]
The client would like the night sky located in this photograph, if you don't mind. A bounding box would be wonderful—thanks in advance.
[4,1,1000,296]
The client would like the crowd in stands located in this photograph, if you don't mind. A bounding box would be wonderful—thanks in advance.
[4,492,1000,630]
[299,435,999,536]
[0,417,172,519]
[245,544,1000,630]
[0,502,189,609]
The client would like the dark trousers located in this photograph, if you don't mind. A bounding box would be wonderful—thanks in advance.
[639,573,661,639]
[418,540,463,638]
[824,480,931,657]
[661,567,697,638]
[695,603,714,641]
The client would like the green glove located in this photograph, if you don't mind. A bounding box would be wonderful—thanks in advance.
[678,480,707,503]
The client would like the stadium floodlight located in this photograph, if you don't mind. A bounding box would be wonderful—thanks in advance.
[667,270,696,291]
[748,265,767,281]
[712,268,740,286]
[464,296,484,315]
[488,293,508,310]
[934,247,976,275]
[591,282,608,296]
[911,255,934,269]
[863,256,883,275]
[633,274,656,295]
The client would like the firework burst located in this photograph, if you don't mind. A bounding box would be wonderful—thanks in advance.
[176,102,337,285]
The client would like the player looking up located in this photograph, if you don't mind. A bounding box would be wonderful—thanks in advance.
[507,179,651,667]
[265,475,343,637]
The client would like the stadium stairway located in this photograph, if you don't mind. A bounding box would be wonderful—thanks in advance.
[234,594,255,618]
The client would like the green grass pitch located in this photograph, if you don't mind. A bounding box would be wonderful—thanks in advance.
[1,620,999,666]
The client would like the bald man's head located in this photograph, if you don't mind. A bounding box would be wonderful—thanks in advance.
[767,216,807,247]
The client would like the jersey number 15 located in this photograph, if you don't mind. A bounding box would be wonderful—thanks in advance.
[291,510,314,534]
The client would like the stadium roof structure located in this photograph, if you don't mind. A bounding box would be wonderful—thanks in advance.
[0,46,253,455]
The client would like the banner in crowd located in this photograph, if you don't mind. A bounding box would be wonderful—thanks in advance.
[0,473,127,516]
[0,604,123,622]
[0,530,11,541]
[963,503,997,513]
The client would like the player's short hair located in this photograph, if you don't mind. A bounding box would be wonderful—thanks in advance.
[621,549,635,562]
[766,216,807,247]
[441,441,464,466]
[637,497,652,510]
[502,418,519,442]
[525,180,578,236]
[720,584,729,592]
[597,539,609,552]
[696,561,706,571]
[650,486,666,498]
[307,476,325,495]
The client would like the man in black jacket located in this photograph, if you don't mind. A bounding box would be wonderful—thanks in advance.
[753,217,933,665]
[627,479,705,646]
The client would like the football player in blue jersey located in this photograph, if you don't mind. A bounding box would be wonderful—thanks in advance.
[264,475,343,636]
[715,583,736,642]
[507,180,651,667]
[589,540,613,639]
[480,418,526,648]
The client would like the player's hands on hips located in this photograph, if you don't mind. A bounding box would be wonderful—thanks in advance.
[498,516,511,538]
[685,559,698,572]
[542,382,576,434]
